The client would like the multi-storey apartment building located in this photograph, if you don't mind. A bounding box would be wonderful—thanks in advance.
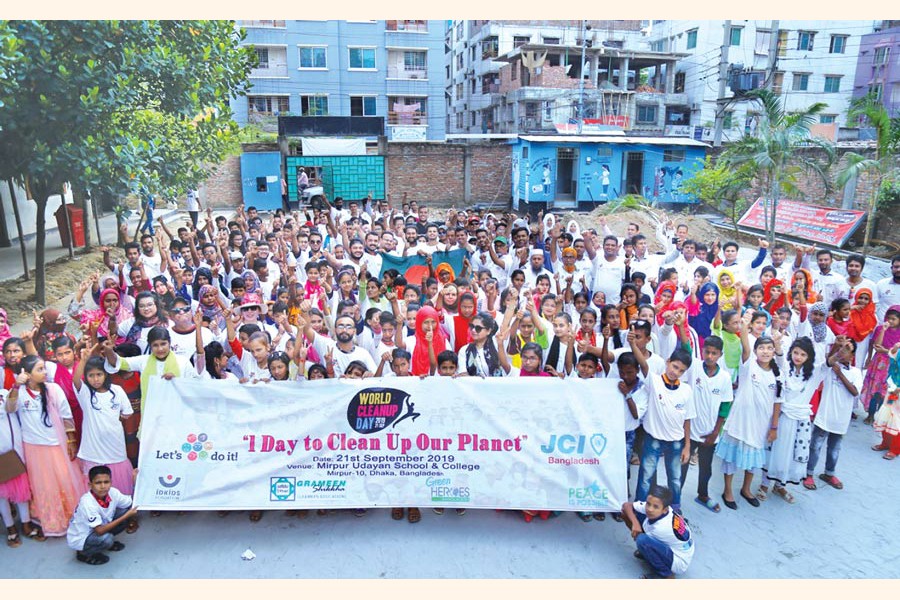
[648,20,876,140]
[446,20,692,136]
[852,20,900,117]
[232,20,446,141]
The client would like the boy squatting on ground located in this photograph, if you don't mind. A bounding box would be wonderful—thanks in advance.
[66,465,138,565]
[620,484,694,579]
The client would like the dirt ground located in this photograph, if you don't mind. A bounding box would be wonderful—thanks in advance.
[553,206,740,253]
[0,245,124,332]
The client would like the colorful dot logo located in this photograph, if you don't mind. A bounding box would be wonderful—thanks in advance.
[183,433,213,460]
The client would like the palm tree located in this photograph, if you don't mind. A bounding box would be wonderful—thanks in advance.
[721,89,835,245]
[836,92,898,256]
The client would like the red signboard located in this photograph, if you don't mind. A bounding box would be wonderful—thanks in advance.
[737,198,866,247]
[585,116,631,128]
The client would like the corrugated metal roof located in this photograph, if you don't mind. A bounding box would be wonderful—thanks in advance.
[519,135,710,148]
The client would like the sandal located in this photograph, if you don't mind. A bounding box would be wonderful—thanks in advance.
[76,552,110,565]
[296,510,309,518]
[819,474,843,490]
[864,416,874,425]
[316,509,327,516]
[455,508,466,516]
[593,512,606,521]
[6,527,21,548]
[354,509,367,517]
[740,491,760,507]
[217,511,229,518]
[391,507,404,521]
[249,510,263,522]
[755,486,769,502]
[772,486,796,504]
[150,511,162,517]
[612,512,624,522]
[23,522,46,542]
[407,508,421,523]
[694,496,721,513]
[802,475,817,491]
[578,512,593,523]
[109,541,125,552]
[126,518,139,534]
[883,452,897,460]
[872,443,889,451]
[432,508,445,515]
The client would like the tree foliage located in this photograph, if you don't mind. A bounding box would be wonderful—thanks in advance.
[680,156,753,233]
[0,20,254,303]
[720,89,835,244]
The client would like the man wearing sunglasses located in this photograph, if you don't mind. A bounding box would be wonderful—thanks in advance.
[299,307,376,378]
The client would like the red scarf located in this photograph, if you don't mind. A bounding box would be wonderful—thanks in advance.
[91,491,111,509]
[576,328,596,347]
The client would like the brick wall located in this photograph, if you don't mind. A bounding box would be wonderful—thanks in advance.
[706,144,900,245]
[202,155,242,209]
[385,141,511,208]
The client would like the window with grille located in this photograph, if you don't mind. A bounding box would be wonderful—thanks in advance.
[255,48,269,69]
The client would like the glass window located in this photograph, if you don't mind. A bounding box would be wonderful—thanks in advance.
[797,31,815,51]
[255,48,269,69]
[248,96,289,117]
[793,73,809,91]
[542,37,560,45]
[299,46,327,69]
[686,29,698,50]
[820,115,836,124]
[300,95,328,116]
[482,37,499,59]
[637,105,657,123]
[350,96,377,116]
[349,47,376,69]
[874,46,890,64]
[723,111,734,129]
[824,76,841,93]
[730,26,742,46]
[829,35,847,54]
[404,51,426,70]
[513,35,531,47]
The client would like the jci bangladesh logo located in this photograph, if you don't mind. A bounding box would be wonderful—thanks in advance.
[181,433,214,461]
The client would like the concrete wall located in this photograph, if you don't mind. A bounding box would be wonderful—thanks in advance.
[0,181,72,242]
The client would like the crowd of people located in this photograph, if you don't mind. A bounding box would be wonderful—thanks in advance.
[2,193,900,578]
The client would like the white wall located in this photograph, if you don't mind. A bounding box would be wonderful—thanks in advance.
[0,180,72,241]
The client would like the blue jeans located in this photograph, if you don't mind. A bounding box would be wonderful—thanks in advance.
[140,201,155,235]
[807,425,842,477]
[635,514,675,578]
[636,435,684,507]
[80,506,129,556]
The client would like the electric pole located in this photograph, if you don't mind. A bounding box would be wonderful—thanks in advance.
[713,20,732,147]
[577,19,587,134]
[765,20,780,91]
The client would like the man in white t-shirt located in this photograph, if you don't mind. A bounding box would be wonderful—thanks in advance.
[302,312,376,377]
[875,255,900,322]
[67,465,137,565]
[587,234,626,304]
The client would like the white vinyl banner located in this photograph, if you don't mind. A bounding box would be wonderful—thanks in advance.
[134,378,626,512]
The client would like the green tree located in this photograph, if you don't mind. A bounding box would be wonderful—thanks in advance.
[0,20,254,304]
[680,156,753,233]
[836,92,899,256]
[720,89,835,245]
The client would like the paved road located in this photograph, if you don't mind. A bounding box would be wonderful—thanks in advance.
[4,416,898,579]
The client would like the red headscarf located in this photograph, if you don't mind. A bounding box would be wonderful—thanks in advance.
[786,269,818,306]
[764,278,786,312]
[654,282,678,325]
[411,306,449,376]
[452,292,476,353]
[849,288,877,341]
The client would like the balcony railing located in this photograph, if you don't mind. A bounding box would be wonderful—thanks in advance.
[386,20,428,33]
[388,111,428,125]
[251,63,288,78]
[387,66,428,79]
[482,83,500,94]
[240,20,286,28]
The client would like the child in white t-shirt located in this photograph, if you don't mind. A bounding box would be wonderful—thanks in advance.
[804,336,862,491]
[67,465,137,566]
[682,335,733,513]
[621,484,694,579]
[630,327,695,510]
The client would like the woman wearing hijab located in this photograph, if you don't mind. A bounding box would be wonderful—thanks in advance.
[410,306,449,376]
[33,309,74,361]
[74,288,132,345]
[763,278,786,313]
[117,291,168,353]
[849,287,877,367]
[0,308,12,367]
[686,281,719,348]
[196,284,227,333]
